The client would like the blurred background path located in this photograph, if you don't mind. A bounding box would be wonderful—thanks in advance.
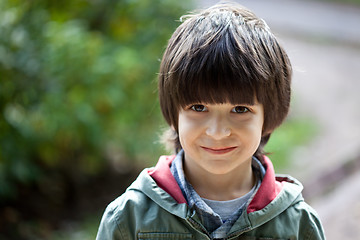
[196,0,360,239]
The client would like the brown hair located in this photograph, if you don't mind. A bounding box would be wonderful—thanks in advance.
[158,2,292,159]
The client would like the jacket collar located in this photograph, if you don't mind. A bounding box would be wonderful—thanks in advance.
[148,155,187,204]
[247,155,283,213]
[148,154,302,213]
[128,167,189,219]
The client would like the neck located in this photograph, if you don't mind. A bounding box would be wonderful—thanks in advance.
[184,159,255,201]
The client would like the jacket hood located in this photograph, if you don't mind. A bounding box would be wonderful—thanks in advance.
[129,155,304,228]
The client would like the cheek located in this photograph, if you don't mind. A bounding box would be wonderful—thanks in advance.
[236,119,264,145]
[252,119,265,146]
[178,115,192,145]
[178,115,203,145]
[178,114,204,132]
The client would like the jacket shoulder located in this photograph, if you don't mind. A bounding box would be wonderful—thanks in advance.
[261,191,325,240]
[247,177,325,240]
[280,176,325,239]
[96,169,191,240]
[290,199,326,240]
[274,177,325,240]
[96,183,151,239]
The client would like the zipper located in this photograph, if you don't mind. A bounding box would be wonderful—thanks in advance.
[225,226,253,240]
[186,216,211,239]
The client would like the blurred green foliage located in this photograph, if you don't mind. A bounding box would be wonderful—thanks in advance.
[0,0,192,201]
[50,214,100,240]
[265,117,319,172]
[320,0,360,5]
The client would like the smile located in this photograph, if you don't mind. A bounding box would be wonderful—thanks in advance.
[201,146,237,155]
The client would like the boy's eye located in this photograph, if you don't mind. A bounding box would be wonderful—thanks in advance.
[231,106,249,114]
[190,104,207,112]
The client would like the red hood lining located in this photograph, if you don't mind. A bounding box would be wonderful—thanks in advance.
[148,155,283,212]
[148,155,187,204]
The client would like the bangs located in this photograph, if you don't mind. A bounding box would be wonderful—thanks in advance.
[172,29,264,108]
[158,2,292,154]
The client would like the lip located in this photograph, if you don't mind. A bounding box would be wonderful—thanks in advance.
[201,146,237,155]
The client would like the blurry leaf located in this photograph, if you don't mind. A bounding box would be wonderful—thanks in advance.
[0,0,193,201]
[265,117,319,171]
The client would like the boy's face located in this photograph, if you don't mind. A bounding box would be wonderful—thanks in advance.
[178,101,264,177]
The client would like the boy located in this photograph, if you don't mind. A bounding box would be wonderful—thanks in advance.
[96,2,325,239]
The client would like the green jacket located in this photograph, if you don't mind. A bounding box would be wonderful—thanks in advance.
[96,155,325,240]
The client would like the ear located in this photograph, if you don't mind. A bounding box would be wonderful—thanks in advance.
[261,120,275,136]
[170,124,180,134]
[262,128,274,136]
[260,133,272,146]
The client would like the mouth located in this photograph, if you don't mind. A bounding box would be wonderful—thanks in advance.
[201,146,237,155]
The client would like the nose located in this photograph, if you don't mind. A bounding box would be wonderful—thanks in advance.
[205,115,231,139]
